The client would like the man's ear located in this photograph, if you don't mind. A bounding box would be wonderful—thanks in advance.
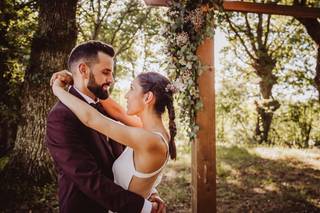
[144,91,154,104]
[78,63,89,78]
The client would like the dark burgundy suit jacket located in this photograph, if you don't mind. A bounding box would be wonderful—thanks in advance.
[45,87,144,213]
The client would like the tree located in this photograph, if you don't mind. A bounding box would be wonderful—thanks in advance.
[10,0,78,182]
[220,10,301,143]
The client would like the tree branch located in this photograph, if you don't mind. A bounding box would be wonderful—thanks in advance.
[225,13,257,61]
[263,14,271,47]
[256,14,263,50]
[244,13,258,53]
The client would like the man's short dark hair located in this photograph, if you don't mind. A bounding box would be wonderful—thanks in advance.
[68,40,115,70]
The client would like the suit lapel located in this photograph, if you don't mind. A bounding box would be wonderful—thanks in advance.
[69,86,115,159]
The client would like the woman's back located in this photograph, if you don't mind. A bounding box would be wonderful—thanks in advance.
[112,132,169,198]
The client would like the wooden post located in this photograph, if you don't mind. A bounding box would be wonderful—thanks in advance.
[193,37,216,212]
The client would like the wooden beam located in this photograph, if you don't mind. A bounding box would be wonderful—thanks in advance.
[193,37,216,213]
[144,0,168,7]
[144,0,320,18]
[223,1,320,18]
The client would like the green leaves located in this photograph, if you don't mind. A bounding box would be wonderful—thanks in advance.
[165,0,221,141]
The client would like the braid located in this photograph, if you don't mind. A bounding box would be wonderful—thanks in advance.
[167,98,177,160]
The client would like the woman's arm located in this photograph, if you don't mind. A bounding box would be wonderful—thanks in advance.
[52,78,158,152]
[100,98,143,128]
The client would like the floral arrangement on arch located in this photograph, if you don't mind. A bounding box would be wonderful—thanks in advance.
[163,0,222,140]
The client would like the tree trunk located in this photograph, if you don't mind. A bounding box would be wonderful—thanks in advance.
[253,59,280,144]
[255,99,280,144]
[11,0,78,183]
[302,123,312,148]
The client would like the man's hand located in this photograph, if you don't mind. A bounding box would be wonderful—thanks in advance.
[149,193,166,213]
[50,70,73,86]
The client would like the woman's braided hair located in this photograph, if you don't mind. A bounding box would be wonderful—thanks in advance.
[137,72,177,160]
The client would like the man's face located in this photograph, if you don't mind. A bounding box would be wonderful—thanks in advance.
[87,52,114,100]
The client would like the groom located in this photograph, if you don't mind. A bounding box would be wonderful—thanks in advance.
[46,41,162,213]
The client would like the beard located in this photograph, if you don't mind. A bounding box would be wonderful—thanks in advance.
[87,71,109,100]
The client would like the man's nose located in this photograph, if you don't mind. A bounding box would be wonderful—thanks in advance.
[107,75,114,84]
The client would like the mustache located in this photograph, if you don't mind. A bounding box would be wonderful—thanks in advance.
[102,82,112,87]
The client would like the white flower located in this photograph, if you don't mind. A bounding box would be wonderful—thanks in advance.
[185,8,203,32]
[173,78,186,92]
[176,32,189,46]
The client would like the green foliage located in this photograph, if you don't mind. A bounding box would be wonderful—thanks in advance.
[164,0,221,141]
[0,0,37,152]
[270,100,320,148]
[0,1,37,122]
[77,0,164,82]
[216,77,320,148]
[216,74,255,144]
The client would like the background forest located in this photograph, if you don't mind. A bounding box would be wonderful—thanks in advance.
[1,0,320,212]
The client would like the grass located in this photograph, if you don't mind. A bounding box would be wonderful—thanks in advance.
[1,144,320,212]
[216,144,320,213]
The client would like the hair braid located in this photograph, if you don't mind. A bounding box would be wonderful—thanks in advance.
[167,98,177,160]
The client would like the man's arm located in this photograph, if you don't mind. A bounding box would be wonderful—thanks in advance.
[46,105,146,212]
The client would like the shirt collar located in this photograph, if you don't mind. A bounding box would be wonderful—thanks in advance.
[70,86,100,104]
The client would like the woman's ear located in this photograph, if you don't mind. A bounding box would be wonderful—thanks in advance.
[144,91,154,104]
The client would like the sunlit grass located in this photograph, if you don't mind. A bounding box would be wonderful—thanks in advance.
[253,146,320,169]
[217,143,320,212]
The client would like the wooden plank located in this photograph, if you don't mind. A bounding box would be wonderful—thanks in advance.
[193,37,216,213]
[144,0,168,6]
[144,0,320,18]
[223,1,320,18]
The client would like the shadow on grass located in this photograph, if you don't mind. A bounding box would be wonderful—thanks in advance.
[217,145,320,213]
[1,145,319,213]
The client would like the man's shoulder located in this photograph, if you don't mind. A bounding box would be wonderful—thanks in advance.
[48,101,75,120]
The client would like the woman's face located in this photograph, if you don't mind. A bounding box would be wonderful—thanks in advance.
[125,78,146,116]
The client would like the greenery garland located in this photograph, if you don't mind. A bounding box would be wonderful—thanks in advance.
[164,0,223,140]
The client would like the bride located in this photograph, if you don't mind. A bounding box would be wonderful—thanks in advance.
[51,71,177,201]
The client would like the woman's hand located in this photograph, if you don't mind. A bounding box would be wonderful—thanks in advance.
[51,76,68,96]
[50,70,72,95]
[50,70,73,87]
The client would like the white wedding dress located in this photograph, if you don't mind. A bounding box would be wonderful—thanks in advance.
[109,132,169,212]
